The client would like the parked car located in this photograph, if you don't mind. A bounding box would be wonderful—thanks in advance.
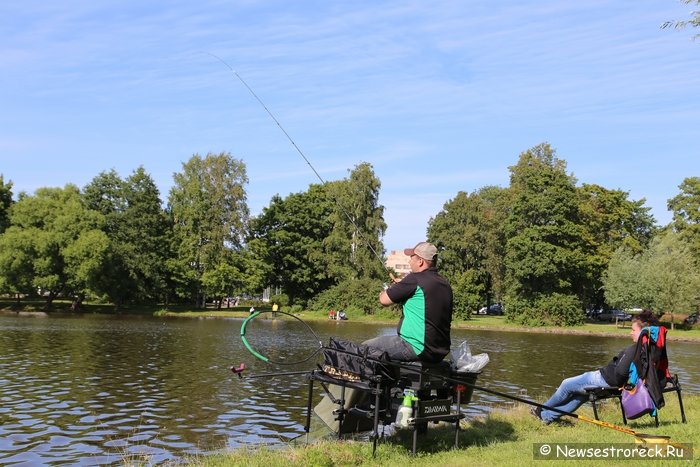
[476,304,503,315]
[586,308,603,319]
[597,309,631,322]
[683,311,699,326]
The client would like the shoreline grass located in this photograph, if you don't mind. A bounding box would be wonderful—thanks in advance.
[185,395,698,466]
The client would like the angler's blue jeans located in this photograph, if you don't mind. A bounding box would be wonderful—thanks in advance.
[362,335,418,362]
[540,370,608,423]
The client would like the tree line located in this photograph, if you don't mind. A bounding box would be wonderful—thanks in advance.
[0,144,698,325]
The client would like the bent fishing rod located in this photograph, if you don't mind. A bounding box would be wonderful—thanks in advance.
[209,54,394,281]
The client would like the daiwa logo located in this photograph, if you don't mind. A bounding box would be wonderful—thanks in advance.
[425,404,449,414]
[419,399,451,417]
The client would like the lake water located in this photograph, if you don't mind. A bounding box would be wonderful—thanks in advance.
[1,313,697,465]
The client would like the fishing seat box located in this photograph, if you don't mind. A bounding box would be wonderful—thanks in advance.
[398,361,479,405]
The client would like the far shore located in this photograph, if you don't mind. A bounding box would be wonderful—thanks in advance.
[4,305,699,343]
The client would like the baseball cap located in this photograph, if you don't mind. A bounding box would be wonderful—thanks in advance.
[403,242,438,261]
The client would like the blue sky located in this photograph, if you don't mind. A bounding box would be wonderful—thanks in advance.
[2,1,698,253]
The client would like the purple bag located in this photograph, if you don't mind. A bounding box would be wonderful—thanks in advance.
[621,380,655,419]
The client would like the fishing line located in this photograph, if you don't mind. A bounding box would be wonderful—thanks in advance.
[208,53,391,277]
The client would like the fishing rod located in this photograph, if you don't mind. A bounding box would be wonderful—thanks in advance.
[209,54,393,280]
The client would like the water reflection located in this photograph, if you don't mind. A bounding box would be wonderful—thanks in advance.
[0,314,696,464]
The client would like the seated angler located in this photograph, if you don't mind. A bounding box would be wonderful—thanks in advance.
[313,241,453,432]
[531,310,658,424]
[368,241,453,364]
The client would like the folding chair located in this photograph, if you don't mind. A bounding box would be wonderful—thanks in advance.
[585,326,687,426]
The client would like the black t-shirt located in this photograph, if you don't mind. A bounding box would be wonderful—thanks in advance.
[386,267,453,362]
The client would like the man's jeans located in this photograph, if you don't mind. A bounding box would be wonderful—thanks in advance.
[362,335,418,361]
[540,370,607,423]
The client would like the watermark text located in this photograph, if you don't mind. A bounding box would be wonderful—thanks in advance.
[533,443,693,460]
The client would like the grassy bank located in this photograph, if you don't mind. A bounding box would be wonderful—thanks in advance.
[157,308,700,341]
[185,396,697,466]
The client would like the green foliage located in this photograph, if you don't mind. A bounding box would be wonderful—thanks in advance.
[248,164,386,306]
[428,186,508,314]
[504,143,591,324]
[82,168,172,307]
[604,231,700,314]
[248,184,335,305]
[0,185,106,308]
[576,183,656,308]
[0,227,36,295]
[668,176,700,259]
[307,277,387,316]
[201,263,243,305]
[505,292,583,326]
[323,163,387,281]
[168,152,249,307]
[450,270,484,319]
[0,175,13,234]
[269,293,289,307]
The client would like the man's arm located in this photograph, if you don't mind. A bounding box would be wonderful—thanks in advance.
[379,290,394,306]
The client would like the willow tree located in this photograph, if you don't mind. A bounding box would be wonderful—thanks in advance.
[168,152,249,307]
[604,231,700,327]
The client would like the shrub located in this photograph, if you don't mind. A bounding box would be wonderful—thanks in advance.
[308,278,387,315]
[505,293,584,326]
[269,293,289,307]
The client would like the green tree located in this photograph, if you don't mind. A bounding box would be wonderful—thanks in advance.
[504,143,589,325]
[308,277,386,316]
[602,245,652,310]
[577,183,656,309]
[122,168,172,303]
[83,168,172,308]
[324,163,387,281]
[248,184,335,305]
[604,232,700,327]
[168,152,249,307]
[0,227,35,300]
[201,263,243,309]
[0,185,107,309]
[427,186,508,318]
[644,232,700,326]
[82,170,135,308]
[668,176,700,258]
[0,175,13,234]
